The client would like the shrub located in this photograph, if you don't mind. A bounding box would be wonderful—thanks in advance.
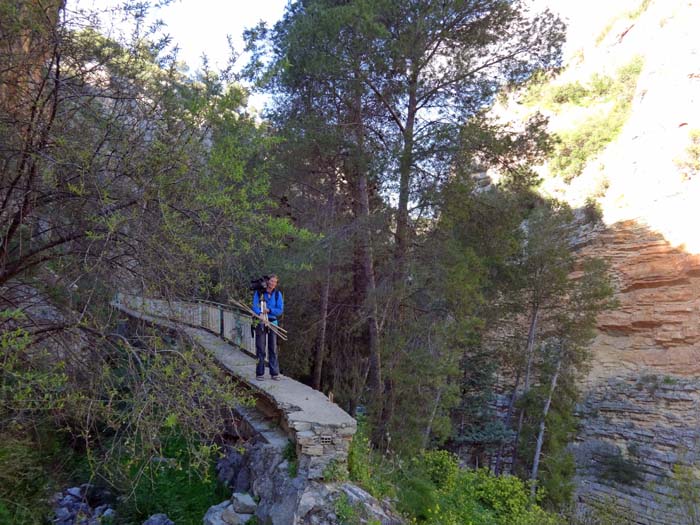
[323,459,348,482]
[418,450,460,491]
[597,450,644,485]
[0,427,90,525]
[583,197,604,224]
[283,440,298,478]
[347,417,395,499]
[426,469,559,525]
[550,57,644,181]
[395,457,560,525]
[117,433,229,525]
[676,129,700,180]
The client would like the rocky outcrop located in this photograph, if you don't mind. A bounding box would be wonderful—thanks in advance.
[581,222,700,377]
[51,485,116,525]
[212,441,404,525]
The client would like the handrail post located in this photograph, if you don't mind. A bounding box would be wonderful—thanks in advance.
[219,306,224,337]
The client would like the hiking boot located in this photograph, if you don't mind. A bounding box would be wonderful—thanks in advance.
[256,375,265,381]
[271,375,281,381]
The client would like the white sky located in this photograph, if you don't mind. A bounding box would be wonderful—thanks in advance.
[72,0,289,72]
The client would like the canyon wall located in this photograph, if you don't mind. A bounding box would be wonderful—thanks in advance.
[513,1,700,522]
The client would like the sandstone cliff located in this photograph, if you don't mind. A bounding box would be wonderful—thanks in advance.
[504,0,700,522]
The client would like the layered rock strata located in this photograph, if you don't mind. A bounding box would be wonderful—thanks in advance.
[572,220,700,524]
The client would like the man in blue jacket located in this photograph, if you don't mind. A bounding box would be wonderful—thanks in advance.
[252,274,284,380]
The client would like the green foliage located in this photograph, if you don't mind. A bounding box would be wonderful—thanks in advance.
[571,495,635,525]
[396,461,560,525]
[0,310,68,417]
[323,459,349,482]
[595,0,652,45]
[538,404,577,510]
[583,197,604,223]
[0,427,89,525]
[548,57,643,181]
[335,493,359,525]
[347,418,395,499]
[597,450,643,485]
[676,129,700,180]
[117,433,228,525]
[664,464,700,524]
[283,440,299,478]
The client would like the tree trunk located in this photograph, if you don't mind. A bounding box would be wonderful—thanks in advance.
[494,367,522,475]
[510,304,540,471]
[394,72,418,277]
[312,170,337,391]
[313,261,332,391]
[349,78,382,411]
[423,387,443,449]
[530,356,562,499]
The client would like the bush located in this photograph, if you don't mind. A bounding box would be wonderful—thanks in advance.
[347,417,395,499]
[117,433,228,525]
[419,450,460,491]
[0,427,90,525]
[583,197,604,224]
[597,450,644,485]
[425,469,560,525]
[676,129,700,180]
[550,57,643,181]
[395,454,560,525]
[283,440,298,477]
[348,421,560,524]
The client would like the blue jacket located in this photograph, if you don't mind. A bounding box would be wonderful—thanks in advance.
[252,289,284,322]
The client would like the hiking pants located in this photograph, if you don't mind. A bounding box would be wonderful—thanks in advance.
[255,324,279,377]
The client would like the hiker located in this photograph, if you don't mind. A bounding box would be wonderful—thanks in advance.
[252,274,284,380]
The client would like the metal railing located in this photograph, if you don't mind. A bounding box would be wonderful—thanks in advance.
[114,293,255,354]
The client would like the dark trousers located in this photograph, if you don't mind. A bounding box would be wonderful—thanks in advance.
[255,323,279,377]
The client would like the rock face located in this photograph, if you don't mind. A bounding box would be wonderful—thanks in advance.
[492,0,700,521]
[211,441,404,525]
[570,222,700,524]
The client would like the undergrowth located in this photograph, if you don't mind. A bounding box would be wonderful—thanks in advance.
[542,56,644,182]
[348,418,560,524]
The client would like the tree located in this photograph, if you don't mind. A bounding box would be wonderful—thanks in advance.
[0,0,292,502]
[529,257,615,499]
[248,1,391,424]
[493,201,575,474]
[247,0,564,449]
[349,0,565,276]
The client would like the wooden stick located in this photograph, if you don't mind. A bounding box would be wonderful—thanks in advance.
[229,298,288,340]
[229,299,287,332]
[230,298,288,334]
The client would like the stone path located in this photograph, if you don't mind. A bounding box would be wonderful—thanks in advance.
[112,297,356,479]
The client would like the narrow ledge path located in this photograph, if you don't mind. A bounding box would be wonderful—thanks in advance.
[111,294,356,478]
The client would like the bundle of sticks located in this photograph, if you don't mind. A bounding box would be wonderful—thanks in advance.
[229,298,288,341]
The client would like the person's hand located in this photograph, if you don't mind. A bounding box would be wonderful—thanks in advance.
[265,308,271,313]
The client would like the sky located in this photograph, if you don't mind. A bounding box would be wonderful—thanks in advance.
[72,0,289,72]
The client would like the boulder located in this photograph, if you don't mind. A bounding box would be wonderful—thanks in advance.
[203,501,234,525]
[231,492,257,514]
[143,513,175,525]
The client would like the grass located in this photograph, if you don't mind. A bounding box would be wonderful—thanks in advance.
[548,56,644,181]
[0,427,91,525]
[595,0,653,45]
[283,440,298,478]
[116,433,229,525]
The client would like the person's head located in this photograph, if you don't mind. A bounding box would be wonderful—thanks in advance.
[267,274,278,292]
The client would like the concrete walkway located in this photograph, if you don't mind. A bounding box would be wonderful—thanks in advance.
[112,299,356,478]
